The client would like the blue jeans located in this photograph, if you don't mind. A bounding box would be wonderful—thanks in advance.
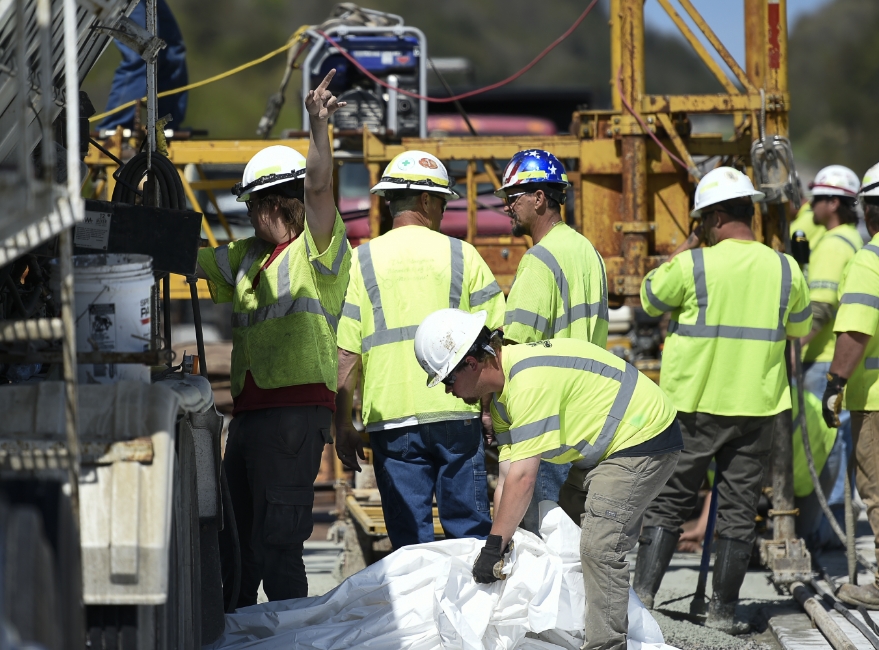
[796,361,852,551]
[370,418,492,548]
[521,461,571,535]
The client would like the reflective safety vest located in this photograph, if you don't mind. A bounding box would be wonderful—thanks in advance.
[337,226,506,430]
[504,223,609,346]
[641,239,811,416]
[803,223,862,363]
[490,339,677,466]
[836,235,879,411]
[197,212,351,397]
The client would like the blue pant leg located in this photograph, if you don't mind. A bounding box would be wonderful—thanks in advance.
[521,461,571,535]
[370,427,436,548]
[432,419,492,540]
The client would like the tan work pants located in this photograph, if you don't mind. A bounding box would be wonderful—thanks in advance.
[851,411,879,559]
[559,452,680,650]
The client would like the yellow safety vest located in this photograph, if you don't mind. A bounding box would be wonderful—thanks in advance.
[197,212,351,396]
[836,235,879,411]
[504,223,609,346]
[641,239,812,416]
[490,339,677,465]
[337,225,505,430]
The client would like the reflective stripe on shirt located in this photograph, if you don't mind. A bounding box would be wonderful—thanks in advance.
[667,249,792,341]
[214,245,235,286]
[496,354,639,468]
[506,244,606,334]
[359,237,466,353]
[232,249,339,331]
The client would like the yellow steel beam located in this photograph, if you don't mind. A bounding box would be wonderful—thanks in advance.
[195,164,235,241]
[178,168,220,248]
[654,0,741,95]
[165,138,312,165]
[641,93,787,114]
[466,160,477,243]
[676,0,758,93]
[655,113,700,179]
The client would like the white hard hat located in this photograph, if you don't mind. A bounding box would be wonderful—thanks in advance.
[370,150,460,199]
[810,165,860,198]
[690,167,765,218]
[860,163,879,198]
[414,308,487,388]
[233,145,307,202]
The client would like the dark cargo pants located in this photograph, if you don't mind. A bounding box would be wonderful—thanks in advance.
[642,411,775,544]
[559,452,680,650]
[221,406,331,608]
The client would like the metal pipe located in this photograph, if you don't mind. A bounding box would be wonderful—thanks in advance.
[791,582,857,650]
[845,470,858,585]
[15,0,32,210]
[811,579,879,650]
[145,0,157,173]
[162,274,172,367]
[37,0,55,183]
[691,481,719,615]
[62,0,82,528]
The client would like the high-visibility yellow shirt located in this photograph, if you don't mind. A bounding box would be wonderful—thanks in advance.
[789,203,826,250]
[490,339,677,465]
[641,239,812,416]
[337,226,505,430]
[197,211,351,396]
[835,234,879,411]
[803,224,862,363]
[504,223,608,346]
[792,390,836,498]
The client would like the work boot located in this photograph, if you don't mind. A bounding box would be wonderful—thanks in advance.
[706,537,752,635]
[632,527,679,609]
[838,581,879,609]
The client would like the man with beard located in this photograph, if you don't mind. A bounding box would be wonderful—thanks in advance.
[494,149,609,534]
[632,167,811,633]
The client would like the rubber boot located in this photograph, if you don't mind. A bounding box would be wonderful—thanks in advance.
[632,527,679,609]
[706,537,752,635]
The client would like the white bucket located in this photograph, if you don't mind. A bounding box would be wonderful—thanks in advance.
[58,254,154,384]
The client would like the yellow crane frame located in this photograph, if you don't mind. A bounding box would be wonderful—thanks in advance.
[363,0,791,304]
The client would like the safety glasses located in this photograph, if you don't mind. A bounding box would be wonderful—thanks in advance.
[504,191,533,208]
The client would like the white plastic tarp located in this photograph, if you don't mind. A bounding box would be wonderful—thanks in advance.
[208,502,680,650]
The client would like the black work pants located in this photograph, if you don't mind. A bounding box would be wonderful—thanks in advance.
[642,411,774,545]
[220,406,331,608]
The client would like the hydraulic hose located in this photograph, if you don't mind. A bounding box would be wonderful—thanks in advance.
[111,152,185,209]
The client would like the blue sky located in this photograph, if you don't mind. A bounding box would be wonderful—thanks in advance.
[643,0,833,71]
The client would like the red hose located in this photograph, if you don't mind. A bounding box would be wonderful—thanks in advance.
[313,0,600,104]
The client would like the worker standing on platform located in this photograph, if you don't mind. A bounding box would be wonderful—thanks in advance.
[414,309,681,650]
[198,70,351,608]
[334,151,505,549]
[495,149,609,534]
[823,163,879,609]
[796,165,862,547]
[631,167,812,633]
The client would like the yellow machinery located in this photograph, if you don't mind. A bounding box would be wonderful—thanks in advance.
[85,0,802,574]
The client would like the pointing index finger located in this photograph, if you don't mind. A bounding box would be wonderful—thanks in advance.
[315,68,336,94]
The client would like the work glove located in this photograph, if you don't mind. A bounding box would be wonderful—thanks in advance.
[822,373,847,429]
[472,534,507,584]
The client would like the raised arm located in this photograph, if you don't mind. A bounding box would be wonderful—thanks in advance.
[304,69,347,253]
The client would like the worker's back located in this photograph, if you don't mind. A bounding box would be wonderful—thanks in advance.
[504,223,608,346]
[642,239,811,416]
[337,226,505,430]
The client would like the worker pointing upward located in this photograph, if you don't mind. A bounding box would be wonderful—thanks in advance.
[495,149,609,534]
[198,69,351,607]
[334,151,506,548]
[632,167,811,633]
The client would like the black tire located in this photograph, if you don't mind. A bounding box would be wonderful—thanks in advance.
[4,504,63,649]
